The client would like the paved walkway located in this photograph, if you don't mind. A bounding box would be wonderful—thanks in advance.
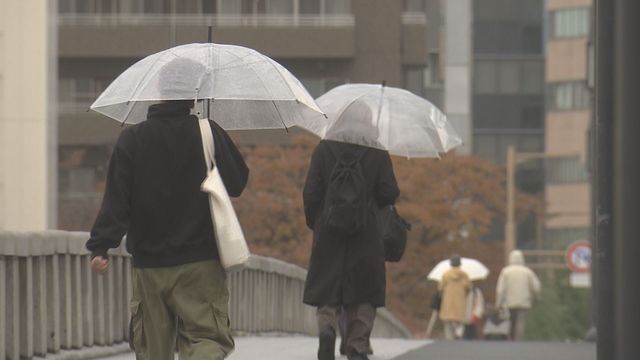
[394,340,596,360]
[95,338,596,360]
[98,336,431,360]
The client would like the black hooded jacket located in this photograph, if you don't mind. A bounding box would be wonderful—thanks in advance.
[86,102,249,268]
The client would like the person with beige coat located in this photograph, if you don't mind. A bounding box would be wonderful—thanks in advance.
[496,250,542,341]
[438,255,472,339]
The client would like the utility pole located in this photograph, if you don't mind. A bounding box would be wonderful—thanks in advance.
[505,146,516,264]
[611,0,640,358]
[594,0,614,358]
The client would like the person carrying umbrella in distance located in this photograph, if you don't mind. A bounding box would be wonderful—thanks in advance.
[437,255,472,340]
[86,43,324,360]
[425,256,489,339]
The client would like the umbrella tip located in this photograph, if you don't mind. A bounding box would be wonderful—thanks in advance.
[323,113,328,119]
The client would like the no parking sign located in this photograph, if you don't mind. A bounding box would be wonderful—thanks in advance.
[566,241,592,273]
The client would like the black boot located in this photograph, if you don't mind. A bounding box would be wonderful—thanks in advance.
[318,330,336,360]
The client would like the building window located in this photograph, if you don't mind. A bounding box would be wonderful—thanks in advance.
[550,8,590,39]
[59,77,110,110]
[59,0,351,15]
[404,67,426,97]
[59,0,117,14]
[300,78,347,98]
[404,0,425,13]
[425,53,442,87]
[546,157,589,185]
[265,0,294,14]
[544,227,589,250]
[474,60,544,95]
[299,0,351,14]
[547,81,590,111]
[325,0,351,14]
[473,131,543,163]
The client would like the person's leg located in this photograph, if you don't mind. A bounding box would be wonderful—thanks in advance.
[442,321,455,340]
[508,308,518,340]
[463,324,477,340]
[169,261,234,360]
[513,309,528,341]
[317,306,339,360]
[344,303,376,359]
[338,307,347,355]
[129,267,176,360]
[453,321,465,339]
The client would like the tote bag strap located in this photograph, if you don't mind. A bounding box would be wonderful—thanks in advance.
[198,118,216,171]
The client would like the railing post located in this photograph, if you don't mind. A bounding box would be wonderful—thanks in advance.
[83,255,95,346]
[61,253,73,349]
[34,256,48,356]
[0,256,6,359]
[47,254,61,352]
[20,257,34,358]
[72,255,84,348]
[7,257,19,360]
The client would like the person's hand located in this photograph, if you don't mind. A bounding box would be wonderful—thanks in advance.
[91,256,109,274]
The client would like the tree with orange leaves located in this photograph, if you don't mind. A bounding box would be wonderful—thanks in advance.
[233,133,543,334]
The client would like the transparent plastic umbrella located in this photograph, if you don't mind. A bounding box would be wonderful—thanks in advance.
[427,257,490,281]
[90,43,324,130]
[297,83,462,158]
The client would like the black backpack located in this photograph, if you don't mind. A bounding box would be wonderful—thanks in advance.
[378,205,411,262]
[323,143,369,234]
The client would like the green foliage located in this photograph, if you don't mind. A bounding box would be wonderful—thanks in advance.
[525,271,591,341]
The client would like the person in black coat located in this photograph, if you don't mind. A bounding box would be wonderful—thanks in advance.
[302,108,399,360]
[86,58,249,359]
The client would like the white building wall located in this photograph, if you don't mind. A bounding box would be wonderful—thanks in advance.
[0,0,57,230]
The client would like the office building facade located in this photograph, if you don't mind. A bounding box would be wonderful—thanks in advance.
[544,0,592,250]
[56,0,430,229]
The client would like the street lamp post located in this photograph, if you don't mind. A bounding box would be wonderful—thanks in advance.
[505,146,517,263]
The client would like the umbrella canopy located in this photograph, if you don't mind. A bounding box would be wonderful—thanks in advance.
[427,257,490,281]
[297,83,462,158]
[90,43,324,130]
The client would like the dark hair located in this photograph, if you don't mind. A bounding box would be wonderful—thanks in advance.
[450,254,461,267]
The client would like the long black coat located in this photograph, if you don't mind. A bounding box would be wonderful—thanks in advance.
[302,140,399,307]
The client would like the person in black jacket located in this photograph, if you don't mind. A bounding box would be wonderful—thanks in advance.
[86,83,248,358]
[303,103,399,360]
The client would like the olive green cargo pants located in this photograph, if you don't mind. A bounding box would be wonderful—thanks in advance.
[129,260,234,360]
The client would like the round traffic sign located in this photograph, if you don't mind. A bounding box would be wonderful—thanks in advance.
[565,241,592,273]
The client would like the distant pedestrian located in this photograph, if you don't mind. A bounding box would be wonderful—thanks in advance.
[86,57,250,360]
[438,255,472,340]
[496,250,542,341]
[463,282,485,339]
[302,104,399,360]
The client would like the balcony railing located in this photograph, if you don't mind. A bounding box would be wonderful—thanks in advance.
[59,14,355,27]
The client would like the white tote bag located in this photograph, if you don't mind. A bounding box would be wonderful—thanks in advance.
[198,118,250,272]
